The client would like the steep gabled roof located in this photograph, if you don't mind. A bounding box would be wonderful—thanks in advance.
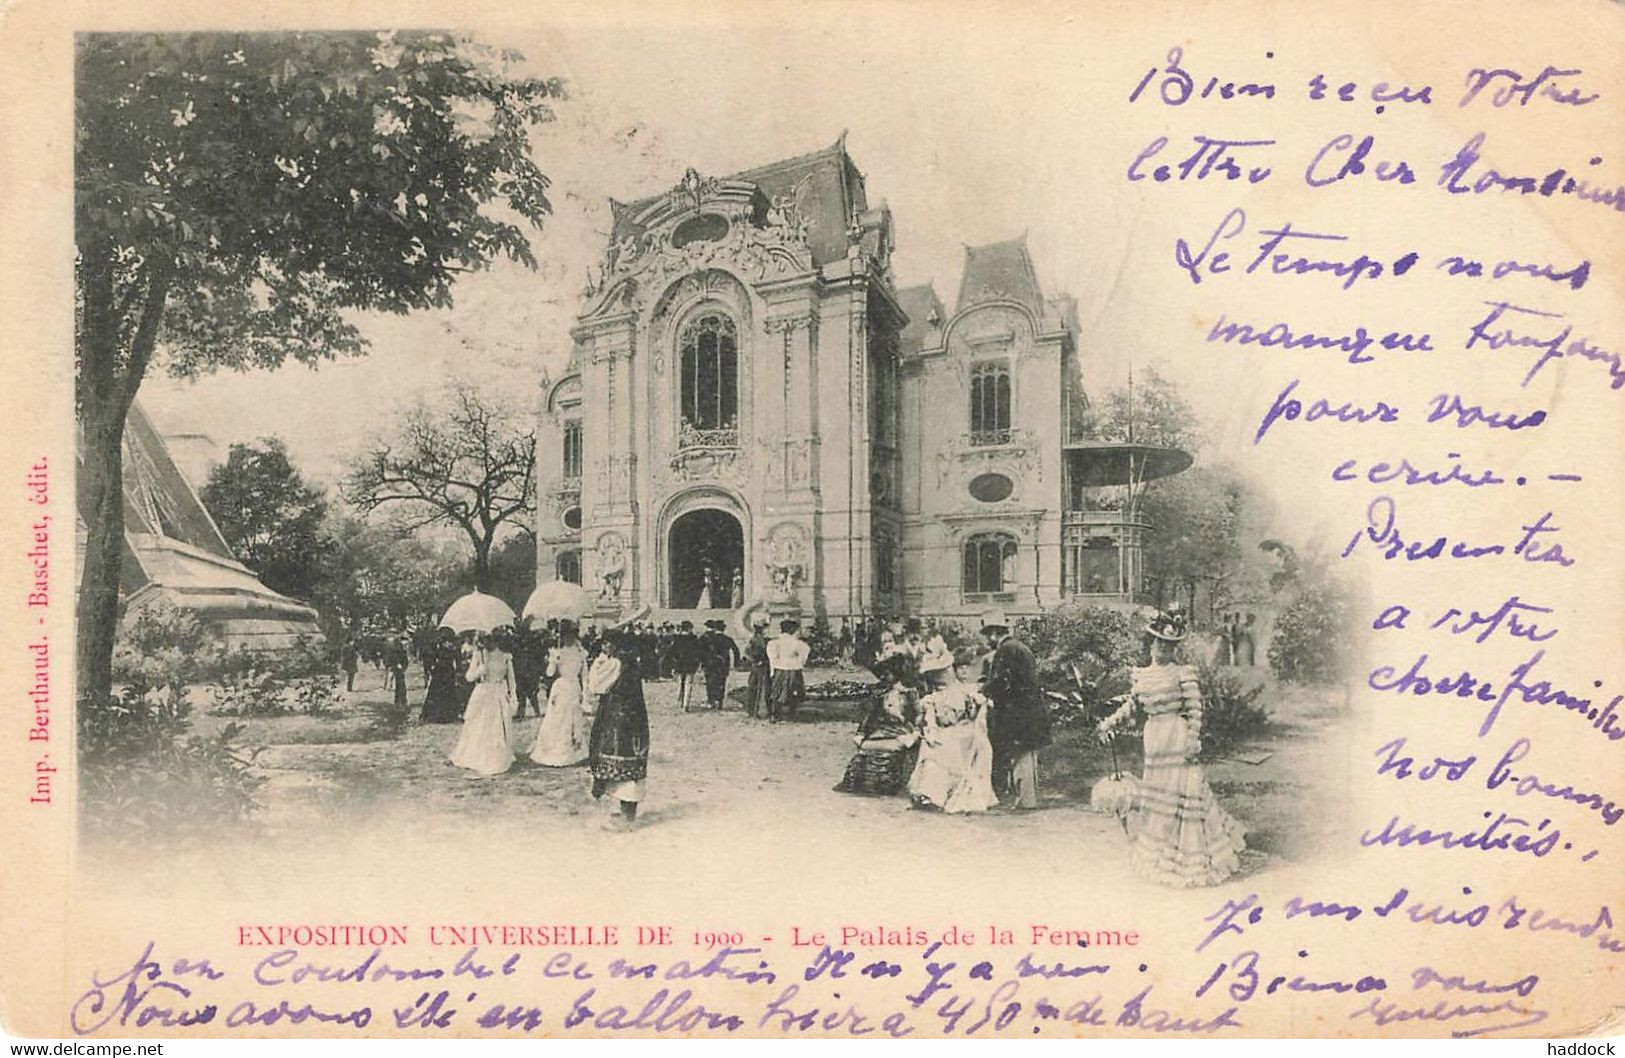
[608,135,867,268]
[896,283,945,355]
[956,235,1044,315]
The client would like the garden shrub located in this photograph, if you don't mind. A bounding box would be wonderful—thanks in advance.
[79,688,262,839]
[1016,604,1141,708]
[1197,661,1269,756]
[1268,578,1353,684]
[111,599,220,698]
[805,616,841,664]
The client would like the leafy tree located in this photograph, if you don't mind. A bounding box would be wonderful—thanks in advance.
[1015,604,1142,704]
[75,30,561,706]
[343,382,537,591]
[1080,365,1203,454]
[1268,577,1354,684]
[310,514,461,635]
[200,438,330,600]
[1139,464,1274,619]
[446,532,536,611]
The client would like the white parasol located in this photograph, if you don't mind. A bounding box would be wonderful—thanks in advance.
[438,590,518,633]
[522,580,593,622]
[1090,735,1140,836]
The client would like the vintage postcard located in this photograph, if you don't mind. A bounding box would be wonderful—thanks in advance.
[0,0,1621,1042]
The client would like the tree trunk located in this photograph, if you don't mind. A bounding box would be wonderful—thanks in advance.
[75,251,171,707]
[471,537,492,593]
[76,402,129,707]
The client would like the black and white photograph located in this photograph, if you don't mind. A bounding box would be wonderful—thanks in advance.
[1,0,1620,1042]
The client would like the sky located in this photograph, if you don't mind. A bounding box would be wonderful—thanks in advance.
[141,11,1184,484]
[135,3,1625,562]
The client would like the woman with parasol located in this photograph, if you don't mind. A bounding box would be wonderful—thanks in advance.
[1096,610,1246,887]
[449,627,518,777]
[528,619,589,766]
[441,591,519,775]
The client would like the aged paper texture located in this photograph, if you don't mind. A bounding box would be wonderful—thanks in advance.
[1,0,1622,1041]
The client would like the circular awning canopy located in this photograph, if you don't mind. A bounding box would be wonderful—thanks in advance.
[1063,441,1193,487]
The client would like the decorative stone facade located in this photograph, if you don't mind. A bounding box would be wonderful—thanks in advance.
[537,139,1107,623]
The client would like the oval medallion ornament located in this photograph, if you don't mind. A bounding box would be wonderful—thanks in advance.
[969,472,1014,503]
[562,506,583,531]
[671,213,730,248]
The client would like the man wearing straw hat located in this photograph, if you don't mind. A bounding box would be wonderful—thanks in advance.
[979,608,1052,809]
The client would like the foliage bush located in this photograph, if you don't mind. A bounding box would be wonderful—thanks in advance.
[204,634,335,684]
[211,668,341,718]
[1268,578,1353,684]
[806,616,841,664]
[112,600,220,698]
[1015,604,1142,708]
[1197,661,1269,756]
[79,689,262,839]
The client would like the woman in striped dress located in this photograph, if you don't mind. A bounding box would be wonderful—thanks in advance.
[1097,612,1246,887]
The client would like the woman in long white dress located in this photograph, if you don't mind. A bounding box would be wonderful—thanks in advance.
[530,621,588,766]
[449,632,516,776]
[907,647,997,814]
[1097,612,1246,886]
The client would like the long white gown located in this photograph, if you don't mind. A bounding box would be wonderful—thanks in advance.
[908,683,997,813]
[530,644,588,766]
[450,647,516,776]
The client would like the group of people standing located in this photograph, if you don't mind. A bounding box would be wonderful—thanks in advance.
[357,600,1247,880]
[442,619,650,829]
[834,611,1049,813]
[834,608,1245,888]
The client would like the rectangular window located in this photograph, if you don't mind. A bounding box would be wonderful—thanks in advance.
[970,362,1012,445]
[562,420,583,480]
[963,534,1018,595]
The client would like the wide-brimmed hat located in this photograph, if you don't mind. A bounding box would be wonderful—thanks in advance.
[919,650,954,676]
[1144,610,1188,642]
[979,607,1010,631]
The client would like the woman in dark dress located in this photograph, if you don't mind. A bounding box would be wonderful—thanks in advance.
[420,628,463,723]
[834,642,921,796]
[586,630,650,829]
[745,616,771,719]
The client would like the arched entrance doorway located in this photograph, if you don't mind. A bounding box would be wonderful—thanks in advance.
[668,508,744,609]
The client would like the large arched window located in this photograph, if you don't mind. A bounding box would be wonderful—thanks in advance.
[969,361,1012,445]
[962,532,1018,596]
[679,312,739,443]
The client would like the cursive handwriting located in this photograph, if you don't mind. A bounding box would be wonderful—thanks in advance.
[1368,648,1619,741]
[1342,496,1576,566]
[1459,65,1600,109]
[1465,300,1624,392]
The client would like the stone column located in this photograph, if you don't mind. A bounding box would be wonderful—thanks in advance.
[579,313,640,611]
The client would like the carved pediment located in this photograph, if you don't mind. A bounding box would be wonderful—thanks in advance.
[581,170,818,320]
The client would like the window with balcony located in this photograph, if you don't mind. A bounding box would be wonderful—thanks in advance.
[962,532,1018,596]
[679,312,738,446]
[969,361,1012,445]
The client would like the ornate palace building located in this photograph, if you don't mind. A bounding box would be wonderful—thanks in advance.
[536,138,1186,624]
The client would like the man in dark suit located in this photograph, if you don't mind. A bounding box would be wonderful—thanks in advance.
[699,619,741,710]
[979,608,1052,809]
[667,620,701,712]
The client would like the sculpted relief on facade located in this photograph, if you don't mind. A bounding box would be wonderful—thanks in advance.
[764,521,811,601]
